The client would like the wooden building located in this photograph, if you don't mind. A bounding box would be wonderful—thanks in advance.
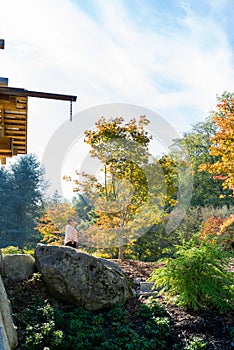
[0,87,77,164]
[0,39,77,165]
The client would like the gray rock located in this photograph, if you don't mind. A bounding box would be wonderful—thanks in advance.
[140,282,155,292]
[3,254,35,282]
[0,276,18,349]
[34,244,133,311]
[99,258,127,275]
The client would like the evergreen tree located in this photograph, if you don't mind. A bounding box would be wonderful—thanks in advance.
[0,154,47,247]
[0,166,11,236]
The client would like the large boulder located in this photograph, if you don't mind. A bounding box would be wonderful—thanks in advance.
[34,244,133,311]
[0,276,18,349]
[3,254,35,282]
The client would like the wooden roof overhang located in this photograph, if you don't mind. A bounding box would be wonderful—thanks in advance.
[0,86,77,164]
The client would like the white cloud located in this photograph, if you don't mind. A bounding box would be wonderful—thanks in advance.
[0,0,234,162]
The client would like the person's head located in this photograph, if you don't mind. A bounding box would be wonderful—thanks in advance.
[67,219,74,225]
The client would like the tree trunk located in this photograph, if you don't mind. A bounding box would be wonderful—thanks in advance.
[118,244,124,260]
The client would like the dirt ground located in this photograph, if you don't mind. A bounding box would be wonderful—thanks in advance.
[114,259,234,350]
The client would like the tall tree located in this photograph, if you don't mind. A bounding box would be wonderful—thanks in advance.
[66,116,168,259]
[0,154,47,247]
[72,194,93,221]
[174,116,232,207]
[0,166,11,236]
[200,92,234,196]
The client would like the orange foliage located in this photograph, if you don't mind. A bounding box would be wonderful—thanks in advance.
[36,203,77,245]
[200,95,234,196]
[200,214,234,250]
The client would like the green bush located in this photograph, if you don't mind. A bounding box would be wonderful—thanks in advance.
[139,296,167,318]
[21,301,64,350]
[184,336,208,350]
[1,245,34,256]
[1,246,22,254]
[149,239,234,312]
[19,298,170,350]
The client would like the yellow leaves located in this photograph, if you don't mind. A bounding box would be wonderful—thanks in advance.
[36,203,77,245]
[63,175,71,181]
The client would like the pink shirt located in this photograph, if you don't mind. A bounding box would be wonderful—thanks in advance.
[64,224,78,244]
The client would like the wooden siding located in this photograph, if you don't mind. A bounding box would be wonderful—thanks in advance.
[0,96,27,163]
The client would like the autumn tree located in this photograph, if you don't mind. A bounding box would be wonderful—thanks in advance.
[66,116,168,259]
[37,202,77,245]
[200,214,234,250]
[200,92,234,196]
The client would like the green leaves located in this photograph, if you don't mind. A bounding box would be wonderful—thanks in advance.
[173,115,232,207]
[21,298,170,350]
[0,154,46,247]
[149,239,234,312]
[68,115,168,258]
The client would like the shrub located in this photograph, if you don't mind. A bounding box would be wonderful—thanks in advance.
[219,214,234,250]
[1,245,35,255]
[149,239,234,312]
[200,214,234,250]
[1,246,22,254]
[139,296,166,318]
[184,336,208,350]
[201,216,223,236]
[21,301,64,350]
[19,298,170,349]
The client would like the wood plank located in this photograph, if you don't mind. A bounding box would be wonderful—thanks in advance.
[7,139,26,144]
[15,144,26,148]
[4,109,27,114]
[14,143,26,147]
[14,150,26,154]
[0,149,12,154]
[5,127,26,132]
[15,147,26,151]
[4,118,27,123]
[4,110,27,115]
[15,150,26,155]
[11,140,26,144]
[5,131,26,136]
[6,130,26,135]
[5,125,26,130]
[16,101,27,106]
[4,119,27,125]
[5,119,26,123]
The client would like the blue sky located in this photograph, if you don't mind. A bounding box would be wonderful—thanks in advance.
[1,0,234,196]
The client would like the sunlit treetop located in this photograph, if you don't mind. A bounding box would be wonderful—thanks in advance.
[84,115,151,147]
[200,92,234,196]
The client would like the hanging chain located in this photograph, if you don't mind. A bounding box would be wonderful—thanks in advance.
[70,100,73,122]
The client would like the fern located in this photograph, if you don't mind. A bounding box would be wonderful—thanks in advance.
[149,239,233,312]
